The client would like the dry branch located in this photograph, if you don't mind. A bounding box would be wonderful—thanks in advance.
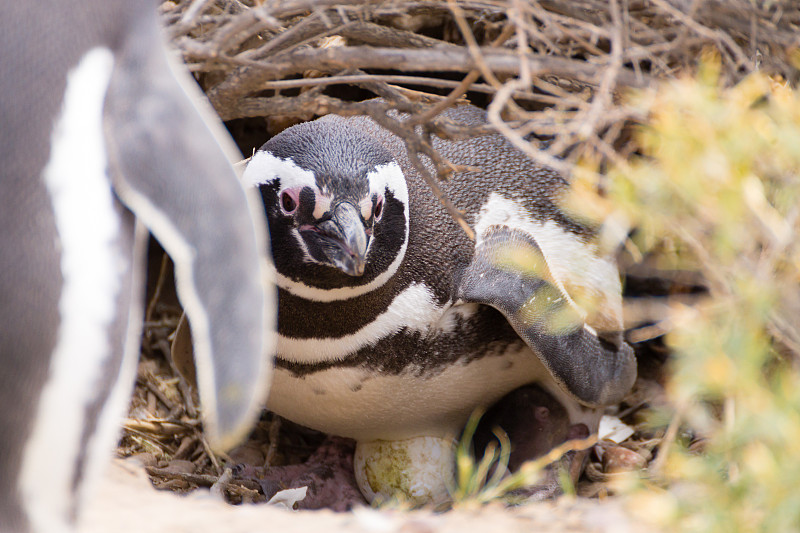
[160,0,799,177]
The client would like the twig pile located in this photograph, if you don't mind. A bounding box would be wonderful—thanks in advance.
[161,0,799,179]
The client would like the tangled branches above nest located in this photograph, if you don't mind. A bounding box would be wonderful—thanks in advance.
[161,0,800,182]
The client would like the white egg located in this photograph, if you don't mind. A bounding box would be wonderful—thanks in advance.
[354,436,456,506]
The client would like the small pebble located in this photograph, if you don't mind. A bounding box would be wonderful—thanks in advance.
[601,446,647,473]
[165,459,196,474]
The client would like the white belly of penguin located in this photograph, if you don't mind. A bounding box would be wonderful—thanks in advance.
[267,347,554,441]
[266,284,573,441]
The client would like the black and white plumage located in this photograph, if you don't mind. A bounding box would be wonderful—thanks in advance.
[0,2,273,531]
[243,103,636,503]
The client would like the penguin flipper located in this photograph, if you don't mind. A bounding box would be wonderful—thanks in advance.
[457,225,636,407]
[103,14,274,451]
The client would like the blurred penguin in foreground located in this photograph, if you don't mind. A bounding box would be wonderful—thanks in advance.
[0,2,275,531]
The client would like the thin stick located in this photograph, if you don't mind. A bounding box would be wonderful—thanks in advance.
[200,435,223,476]
[145,252,170,324]
[649,405,685,478]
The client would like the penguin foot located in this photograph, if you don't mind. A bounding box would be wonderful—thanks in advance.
[232,437,366,511]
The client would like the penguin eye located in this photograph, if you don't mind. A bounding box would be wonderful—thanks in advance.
[374,195,384,221]
[280,189,298,214]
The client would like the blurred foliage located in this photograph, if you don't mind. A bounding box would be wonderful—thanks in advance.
[450,409,516,505]
[600,56,800,532]
[450,409,597,506]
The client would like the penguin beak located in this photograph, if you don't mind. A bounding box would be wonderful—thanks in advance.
[316,202,368,276]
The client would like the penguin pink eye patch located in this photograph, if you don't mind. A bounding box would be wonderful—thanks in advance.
[359,194,384,222]
[279,186,333,219]
[279,189,299,214]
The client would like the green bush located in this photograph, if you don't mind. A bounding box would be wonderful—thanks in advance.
[606,60,800,532]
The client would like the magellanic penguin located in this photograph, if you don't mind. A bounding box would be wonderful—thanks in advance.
[0,2,274,532]
[242,102,636,505]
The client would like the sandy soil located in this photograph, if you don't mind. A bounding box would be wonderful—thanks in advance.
[79,458,649,533]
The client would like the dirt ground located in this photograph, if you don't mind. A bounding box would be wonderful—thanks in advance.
[79,457,650,533]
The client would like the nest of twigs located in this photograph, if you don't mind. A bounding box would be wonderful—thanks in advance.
[119,0,799,509]
[161,0,798,172]
[155,0,800,234]
[119,245,327,504]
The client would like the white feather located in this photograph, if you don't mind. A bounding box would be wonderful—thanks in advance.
[20,47,119,533]
[368,162,409,206]
[278,283,442,363]
[474,193,623,331]
[241,150,317,190]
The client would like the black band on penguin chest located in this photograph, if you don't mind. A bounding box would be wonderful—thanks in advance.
[277,303,524,377]
[277,282,403,339]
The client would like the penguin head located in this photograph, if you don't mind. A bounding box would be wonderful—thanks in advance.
[243,115,410,294]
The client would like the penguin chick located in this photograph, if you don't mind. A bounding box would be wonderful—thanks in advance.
[472,384,591,500]
[242,102,635,505]
[473,384,574,472]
